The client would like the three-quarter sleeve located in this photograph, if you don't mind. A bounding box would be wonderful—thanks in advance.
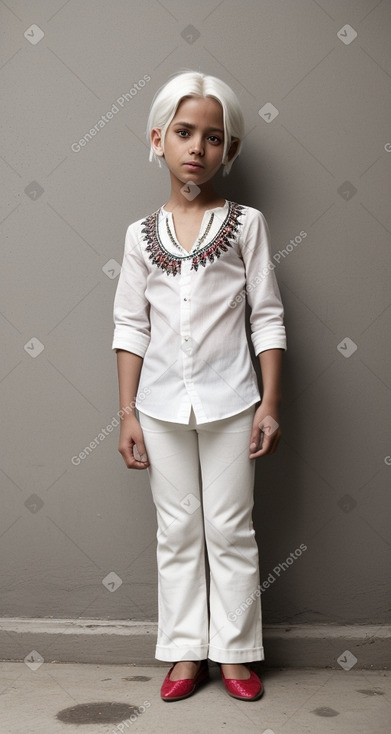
[112,222,150,356]
[240,209,287,355]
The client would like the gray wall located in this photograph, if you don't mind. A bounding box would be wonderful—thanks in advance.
[1,0,390,630]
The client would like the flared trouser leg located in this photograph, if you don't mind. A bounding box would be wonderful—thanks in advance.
[138,405,264,663]
[197,408,264,663]
[138,410,209,661]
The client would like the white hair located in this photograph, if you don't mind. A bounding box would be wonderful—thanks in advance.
[146,70,245,176]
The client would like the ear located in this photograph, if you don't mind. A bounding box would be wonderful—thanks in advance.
[150,128,164,157]
[225,137,240,162]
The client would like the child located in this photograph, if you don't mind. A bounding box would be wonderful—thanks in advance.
[112,70,287,702]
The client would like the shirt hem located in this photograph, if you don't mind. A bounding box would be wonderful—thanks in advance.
[136,398,260,425]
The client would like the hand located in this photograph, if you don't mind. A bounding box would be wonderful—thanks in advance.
[249,402,281,459]
[118,416,150,470]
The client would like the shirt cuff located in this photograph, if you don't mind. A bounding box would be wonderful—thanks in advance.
[112,328,150,358]
[251,327,287,356]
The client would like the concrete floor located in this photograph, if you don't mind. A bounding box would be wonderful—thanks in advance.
[0,661,390,733]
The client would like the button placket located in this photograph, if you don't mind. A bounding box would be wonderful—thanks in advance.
[180,261,193,365]
[178,261,207,422]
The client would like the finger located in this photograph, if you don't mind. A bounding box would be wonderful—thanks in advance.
[133,441,149,465]
[251,428,281,458]
[131,459,150,470]
[249,432,270,458]
[120,451,149,470]
[249,428,264,458]
[260,431,275,455]
[249,416,280,458]
[118,441,149,469]
[249,425,261,453]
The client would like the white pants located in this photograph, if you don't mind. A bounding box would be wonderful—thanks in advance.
[138,405,264,664]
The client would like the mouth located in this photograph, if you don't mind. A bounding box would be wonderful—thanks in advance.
[184,162,203,169]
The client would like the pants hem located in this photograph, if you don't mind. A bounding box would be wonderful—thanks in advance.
[208,645,265,663]
[155,645,209,662]
[155,645,265,664]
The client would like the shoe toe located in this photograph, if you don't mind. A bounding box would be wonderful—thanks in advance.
[161,670,195,700]
[160,661,209,701]
[221,669,264,701]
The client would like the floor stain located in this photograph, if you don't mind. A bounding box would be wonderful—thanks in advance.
[122,675,151,682]
[356,688,385,696]
[56,701,138,724]
[311,706,340,717]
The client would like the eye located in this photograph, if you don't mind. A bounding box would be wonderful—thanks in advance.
[177,129,190,137]
[208,135,222,144]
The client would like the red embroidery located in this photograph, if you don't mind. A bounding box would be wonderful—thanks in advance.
[141,201,245,276]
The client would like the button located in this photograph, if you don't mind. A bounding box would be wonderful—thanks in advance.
[184,336,189,341]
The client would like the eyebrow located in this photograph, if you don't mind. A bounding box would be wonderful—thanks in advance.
[173,121,224,134]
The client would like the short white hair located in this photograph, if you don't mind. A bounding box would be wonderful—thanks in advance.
[146,70,245,176]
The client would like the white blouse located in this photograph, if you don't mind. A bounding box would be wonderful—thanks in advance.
[112,200,287,424]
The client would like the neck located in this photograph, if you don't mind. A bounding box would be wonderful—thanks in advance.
[164,175,225,212]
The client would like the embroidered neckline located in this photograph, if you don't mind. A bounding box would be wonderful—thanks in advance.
[141,201,245,276]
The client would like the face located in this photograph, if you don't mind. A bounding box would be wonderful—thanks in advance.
[151,96,238,186]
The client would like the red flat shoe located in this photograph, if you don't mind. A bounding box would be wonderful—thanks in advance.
[220,665,264,701]
[160,660,209,701]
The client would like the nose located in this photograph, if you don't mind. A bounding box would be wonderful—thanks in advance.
[189,136,204,155]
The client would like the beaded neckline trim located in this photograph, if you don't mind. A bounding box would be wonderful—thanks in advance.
[140,201,245,276]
